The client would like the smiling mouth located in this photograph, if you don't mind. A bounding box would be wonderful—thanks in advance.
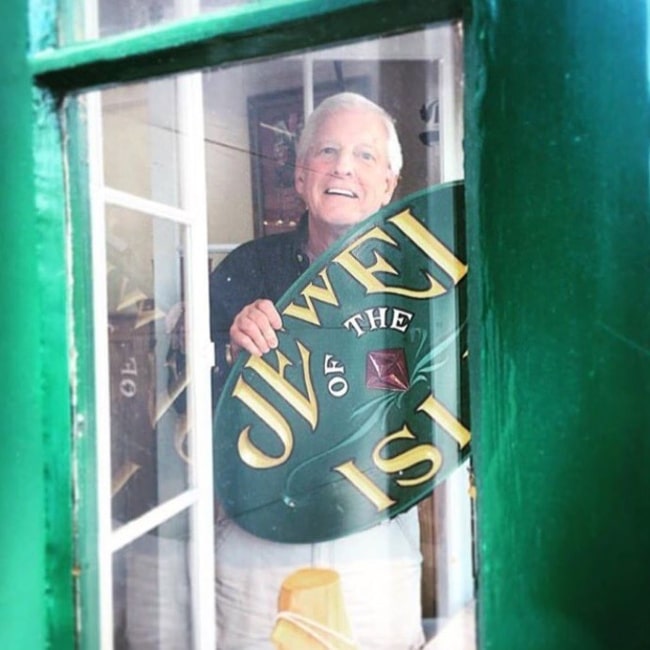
[325,188,358,198]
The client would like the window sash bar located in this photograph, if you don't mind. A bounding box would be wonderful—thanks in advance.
[110,490,200,552]
[86,88,116,650]
[177,69,217,650]
[104,187,194,225]
[29,0,462,92]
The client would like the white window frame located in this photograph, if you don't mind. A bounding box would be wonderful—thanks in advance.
[87,69,216,649]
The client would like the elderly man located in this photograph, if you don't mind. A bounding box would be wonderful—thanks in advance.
[210,92,425,649]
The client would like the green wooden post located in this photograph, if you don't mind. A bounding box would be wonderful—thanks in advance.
[0,0,48,648]
[0,1,74,649]
[466,1,650,649]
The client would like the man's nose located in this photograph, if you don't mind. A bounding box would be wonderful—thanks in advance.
[333,149,355,175]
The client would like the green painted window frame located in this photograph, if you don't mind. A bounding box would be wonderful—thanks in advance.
[25,1,467,648]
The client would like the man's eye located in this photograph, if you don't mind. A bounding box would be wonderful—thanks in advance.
[320,146,337,155]
[359,150,376,162]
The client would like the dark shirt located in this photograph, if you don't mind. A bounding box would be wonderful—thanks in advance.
[209,218,310,402]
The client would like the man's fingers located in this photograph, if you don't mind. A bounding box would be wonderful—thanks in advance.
[255,299,283,330]
[230,299,282,356]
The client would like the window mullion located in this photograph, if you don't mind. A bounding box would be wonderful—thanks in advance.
[85,88,116,650]
[177,70,217,650]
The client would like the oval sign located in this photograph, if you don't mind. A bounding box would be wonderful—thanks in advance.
[214,181,469,543]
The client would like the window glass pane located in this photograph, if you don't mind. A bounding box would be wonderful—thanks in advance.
[77,18,470,650]
[113,513,193,649]
[80,65,214,648]
[68,0,256,42]
[102,79,182,208]
[107,205,190,527]
[205,22,473,650]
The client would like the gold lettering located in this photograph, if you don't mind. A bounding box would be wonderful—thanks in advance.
[334,226,447,299]
[388,209,467,285]
[373,426,442,487]
[232,376,293,469]
[333,460,396,511]
[417,394,471,449]
[244,341,318,429]
[282,269,339,325]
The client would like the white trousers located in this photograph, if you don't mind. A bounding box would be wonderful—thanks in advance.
[215,510,425,650]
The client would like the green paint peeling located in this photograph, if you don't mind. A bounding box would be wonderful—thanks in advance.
[33,85,75,649]
[0,2,59,650]
[63,94,101,650]
[29,0,58,54]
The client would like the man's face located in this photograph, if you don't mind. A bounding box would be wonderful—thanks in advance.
[295,108,398,231]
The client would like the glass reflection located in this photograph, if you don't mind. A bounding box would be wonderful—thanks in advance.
[102,79,182,207]
[113,513,193,649]
[91,17,472,649]
[72,0,255,42]
[106,206,190,527]
[204,23,473,649]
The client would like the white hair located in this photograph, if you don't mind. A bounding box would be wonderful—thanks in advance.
[296,92,403,177]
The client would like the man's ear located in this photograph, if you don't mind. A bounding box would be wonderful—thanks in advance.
[295,165,305,195]
[381,173,399,206]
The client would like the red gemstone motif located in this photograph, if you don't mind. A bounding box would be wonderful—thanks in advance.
[366,348,410,391]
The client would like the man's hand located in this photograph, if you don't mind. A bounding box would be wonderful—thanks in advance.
[229,299,283,359]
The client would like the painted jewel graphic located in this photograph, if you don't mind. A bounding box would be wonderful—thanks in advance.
[366,348,410,391]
